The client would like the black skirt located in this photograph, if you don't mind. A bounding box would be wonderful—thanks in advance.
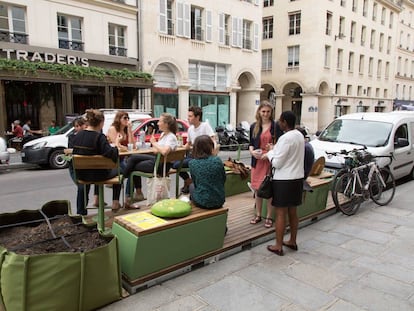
[271,178,303,207]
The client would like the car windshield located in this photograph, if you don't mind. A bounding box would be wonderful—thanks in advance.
[319,119,393,147]
[131,120,145,132]
[53,122,73,135]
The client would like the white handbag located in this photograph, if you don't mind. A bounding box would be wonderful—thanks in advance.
[147,158,171,205]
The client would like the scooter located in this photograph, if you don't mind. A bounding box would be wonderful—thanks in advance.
[235,121,250,150]
[215,122,238,151]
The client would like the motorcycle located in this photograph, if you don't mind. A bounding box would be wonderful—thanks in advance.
[215,122,238,151]
[235,121,250,150]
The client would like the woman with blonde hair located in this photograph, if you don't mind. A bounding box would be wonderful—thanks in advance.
[249,100,283,228]
[106,111,134,152]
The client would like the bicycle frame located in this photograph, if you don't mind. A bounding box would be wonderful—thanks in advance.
[344,161,386,199]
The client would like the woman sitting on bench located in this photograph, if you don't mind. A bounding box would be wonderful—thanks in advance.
[189,135,226,209]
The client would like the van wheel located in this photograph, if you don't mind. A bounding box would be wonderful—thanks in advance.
[49,150,69,169]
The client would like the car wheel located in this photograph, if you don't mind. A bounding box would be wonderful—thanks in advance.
[49,149,69,169]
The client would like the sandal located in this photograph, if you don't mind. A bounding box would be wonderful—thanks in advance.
[111,202,121,212]
[264,218,273,228]
[250,215,262,224]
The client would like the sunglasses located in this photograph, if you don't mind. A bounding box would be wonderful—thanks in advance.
[122,116,130,120]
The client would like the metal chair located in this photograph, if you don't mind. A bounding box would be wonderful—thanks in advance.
[72,155,123,233]
[129,148,187,202]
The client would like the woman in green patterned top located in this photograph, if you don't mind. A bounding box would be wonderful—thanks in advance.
[189,135,226,209]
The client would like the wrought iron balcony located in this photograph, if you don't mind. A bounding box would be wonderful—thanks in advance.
[109,46,127,57]
[58,39,84,51]
[0,31,28,44]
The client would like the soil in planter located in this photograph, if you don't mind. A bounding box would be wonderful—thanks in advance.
[0,215,109,255]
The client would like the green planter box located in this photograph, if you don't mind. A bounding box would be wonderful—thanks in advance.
[261,177,332,220]
[112,208,228,281]
[225,171,251,197]
[0,201,122,311]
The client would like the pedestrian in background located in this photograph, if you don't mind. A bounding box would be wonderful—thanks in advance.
[263,111,304,256]
[48,120,60,135]
[249,100,282,228]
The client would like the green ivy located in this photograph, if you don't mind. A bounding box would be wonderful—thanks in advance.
[0,58,152,82]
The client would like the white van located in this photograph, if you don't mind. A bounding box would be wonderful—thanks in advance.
[21,109,150,169]
[310,111,414,180]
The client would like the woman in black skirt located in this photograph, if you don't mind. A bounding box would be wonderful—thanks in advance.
[262,111,305,256]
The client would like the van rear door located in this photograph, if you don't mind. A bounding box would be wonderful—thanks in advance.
[391,122,414,179]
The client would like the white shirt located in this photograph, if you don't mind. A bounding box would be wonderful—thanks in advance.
[267,129,304,180]
[187,122,215,144]
[158,132,178,150]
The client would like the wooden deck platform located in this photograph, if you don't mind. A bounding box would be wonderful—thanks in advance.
[83,190,337,293]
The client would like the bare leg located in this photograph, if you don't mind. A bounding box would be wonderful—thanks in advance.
[286,206,298,245]
[268,207,285,252]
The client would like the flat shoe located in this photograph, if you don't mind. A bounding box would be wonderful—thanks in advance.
[282,242,298,251]
[124,202,141,210]
[111,203,121,212]
[264,218,273,228]
[250,216,262,224]
[133,193,145,202]
[267,245,284,256]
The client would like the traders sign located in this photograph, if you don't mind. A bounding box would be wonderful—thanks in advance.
[1,48,89,67]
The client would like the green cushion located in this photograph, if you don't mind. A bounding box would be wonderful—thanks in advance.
[151,199,192,218]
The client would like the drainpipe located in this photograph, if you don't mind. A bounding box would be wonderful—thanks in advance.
[136,0,142,72]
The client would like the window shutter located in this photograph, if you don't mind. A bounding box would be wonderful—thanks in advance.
[253,22,259,50]
[159,0,167,34]
[254,0,260,5]
[206,10,212,42]
[237,18,243,48]
[183,2,190,38]
[176,1,184,37]
[218,13,225,44]
[232,17,238,47]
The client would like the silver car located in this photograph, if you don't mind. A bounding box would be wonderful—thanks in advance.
[0,137,10,164]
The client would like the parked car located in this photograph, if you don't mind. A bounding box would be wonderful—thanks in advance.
[21,110,150,169]
[131,118,189,144]
[0,137,10,165]
[310,111,414,180]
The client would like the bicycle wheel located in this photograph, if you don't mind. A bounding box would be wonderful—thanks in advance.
[332,172,362,215]
[370,167,396,206]
[331,169,347,209]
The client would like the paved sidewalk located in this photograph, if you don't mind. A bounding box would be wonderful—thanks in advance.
[101,180,414,311]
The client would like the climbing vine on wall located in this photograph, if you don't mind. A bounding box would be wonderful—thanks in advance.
[0,58,152,82]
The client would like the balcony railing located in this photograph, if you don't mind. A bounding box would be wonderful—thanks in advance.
[59,39,84,51]
[109,46,127,57]
[243,38,252,50]
[0,31,28,44]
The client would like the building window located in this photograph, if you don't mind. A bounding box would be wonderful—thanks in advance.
[361,25,366,46]
[243,19,252,49]
[108,24,127,56]
[379,33,384,52]
[324,45,331,68]
[0,3,27,44]
[263,16,273,39]
[381,7,386,25]
[377,59,382,78]
[326,11,332,35]
[352,0,357,12]
[288,12,301,35]
[366,87,371,96]
[339,16,345,38]
[287,45,300,67]
[368,57,373,76]
[191,6,203,41]
[219,13,230,45]
[359,55,364,74]
[189,61,228,92]
[264,0,274,7]
[341,0,346,7]
[370,29,375,49]
[337,49,343,70]
[348,51,354,72]
[385,61,390,78]
[262,49,272,71]
[335,83,341,95]
[347,84,352,95]
[363,0,368,17]
[372,3,377,21]
[389,12,394,29]
[159,0,174,35]
[57,14,83,51]
[350,21,356,43]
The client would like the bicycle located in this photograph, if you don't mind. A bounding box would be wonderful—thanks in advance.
[327,148,396,216]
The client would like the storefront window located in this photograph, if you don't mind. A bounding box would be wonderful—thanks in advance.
[189,93,229,129]
[153,92,178,117]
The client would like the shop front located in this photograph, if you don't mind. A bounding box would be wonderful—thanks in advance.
[0,46,153,135]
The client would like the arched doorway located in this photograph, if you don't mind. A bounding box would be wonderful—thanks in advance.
[282,83,303,125]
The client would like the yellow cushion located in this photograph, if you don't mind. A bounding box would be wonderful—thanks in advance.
[151,199,192,218]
